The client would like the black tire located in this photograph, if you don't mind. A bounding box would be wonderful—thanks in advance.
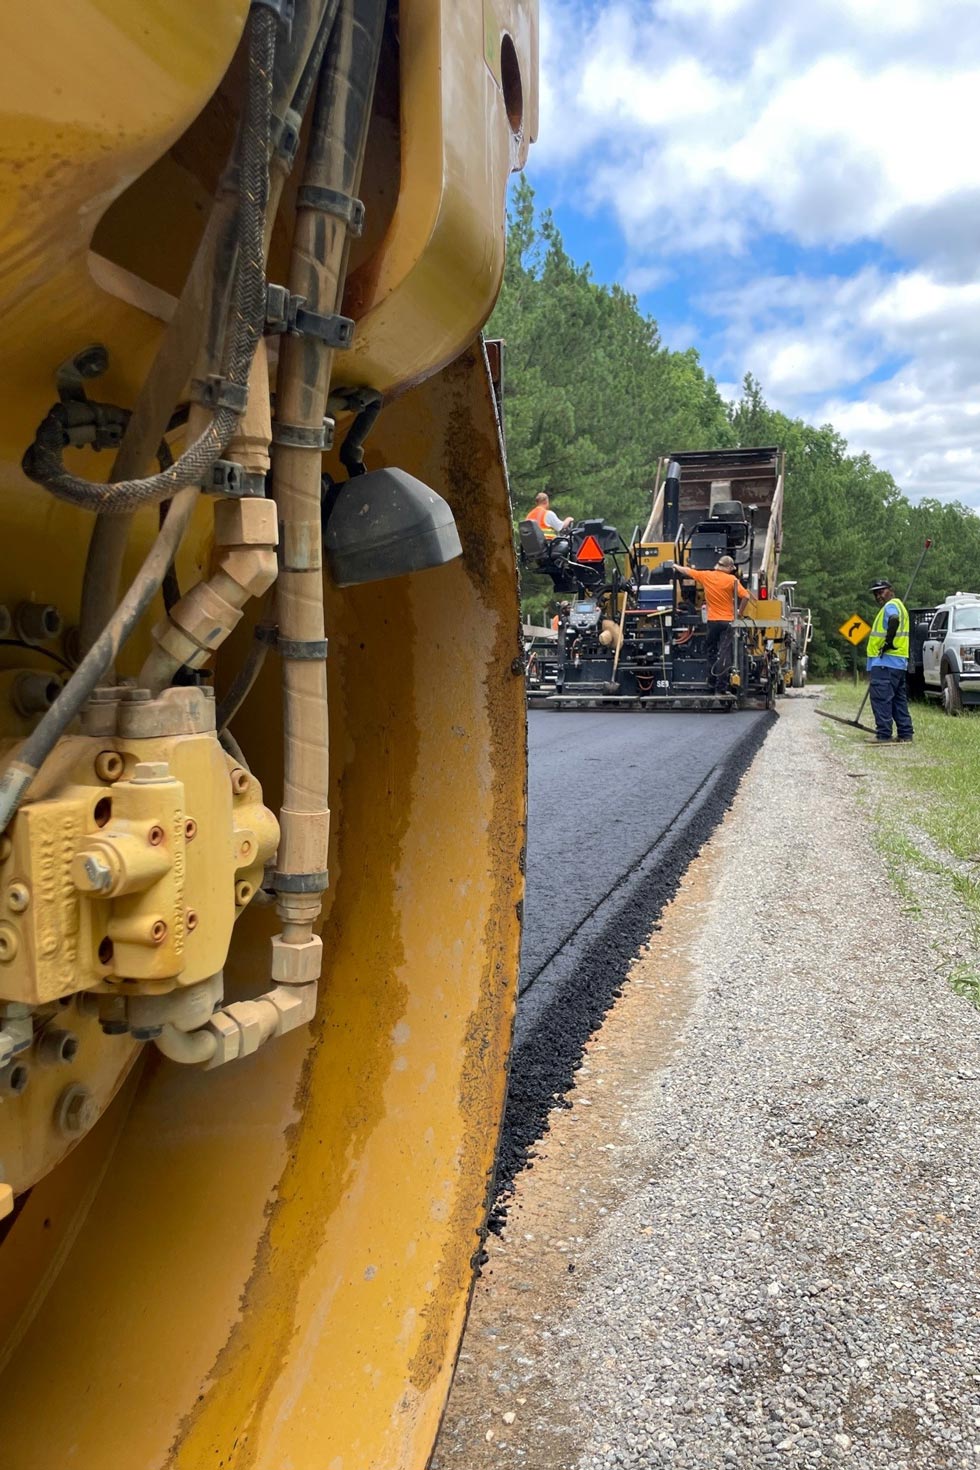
[942,670,963,716]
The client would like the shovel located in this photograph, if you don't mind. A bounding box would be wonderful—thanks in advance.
[600,585,631,694]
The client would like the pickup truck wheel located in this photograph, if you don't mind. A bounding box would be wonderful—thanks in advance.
[942,671,963,715]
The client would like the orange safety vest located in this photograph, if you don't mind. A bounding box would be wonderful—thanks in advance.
[526,504,556,539]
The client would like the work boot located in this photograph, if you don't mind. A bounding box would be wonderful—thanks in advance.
[864,736,893,745]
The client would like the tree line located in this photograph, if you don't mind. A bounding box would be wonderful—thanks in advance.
[492,179,980,672]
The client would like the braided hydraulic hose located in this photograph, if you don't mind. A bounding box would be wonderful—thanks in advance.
[21,7,276,514]
[0,7,280,831]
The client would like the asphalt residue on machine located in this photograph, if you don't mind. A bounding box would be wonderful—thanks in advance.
[489,709,775,1231]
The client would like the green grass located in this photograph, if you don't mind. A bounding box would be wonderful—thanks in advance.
[817,679,980,998]
[821,680,980,861]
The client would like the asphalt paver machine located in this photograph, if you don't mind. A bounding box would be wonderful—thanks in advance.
[522,447,791,710]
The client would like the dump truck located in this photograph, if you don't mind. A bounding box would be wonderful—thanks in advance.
[0,4,536,1467]
[522,446,792,709]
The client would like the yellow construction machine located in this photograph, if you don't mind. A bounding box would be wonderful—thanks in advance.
[0,3,536,1465]
[524,447,792,709]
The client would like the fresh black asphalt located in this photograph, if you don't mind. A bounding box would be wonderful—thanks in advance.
[490,707,775,1228]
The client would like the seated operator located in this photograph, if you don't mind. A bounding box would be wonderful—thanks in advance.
[663,554,750,693]
[525,491,573,539]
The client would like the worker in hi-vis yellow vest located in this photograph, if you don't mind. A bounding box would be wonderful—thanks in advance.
[866,577,914,745]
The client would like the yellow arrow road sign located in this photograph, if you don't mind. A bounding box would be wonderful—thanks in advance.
[839,614,871,645]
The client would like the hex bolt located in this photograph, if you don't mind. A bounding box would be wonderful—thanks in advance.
[37,1028,80,1068]
[72,852,113,894]
[6,883,29,913]
[0,925,20,963]
[230,767,249,795]
[56,1084,97,1135]
[0,1061,29,1097]
[94,750,124,783]
[14,602,62,645]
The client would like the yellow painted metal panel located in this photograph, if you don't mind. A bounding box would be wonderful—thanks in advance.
[0,344,526,1470]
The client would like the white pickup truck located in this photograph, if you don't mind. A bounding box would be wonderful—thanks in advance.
[922,592,980,714]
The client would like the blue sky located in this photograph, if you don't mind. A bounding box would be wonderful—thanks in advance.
[524,0,980,506]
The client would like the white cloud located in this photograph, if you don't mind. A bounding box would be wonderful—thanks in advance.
[533,0,980,504]
[707,267,980,502]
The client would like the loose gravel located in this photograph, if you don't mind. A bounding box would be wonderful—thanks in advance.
[433,695,980,1470]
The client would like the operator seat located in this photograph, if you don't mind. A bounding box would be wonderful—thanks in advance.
[518,519,548,561]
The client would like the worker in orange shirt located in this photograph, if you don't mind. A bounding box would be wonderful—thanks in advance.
[664,554,750,694]
[525,491,573,539]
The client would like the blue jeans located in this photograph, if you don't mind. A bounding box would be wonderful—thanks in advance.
[868,665,914,740]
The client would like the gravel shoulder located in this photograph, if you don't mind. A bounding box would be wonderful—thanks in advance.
[432,694,980,1470]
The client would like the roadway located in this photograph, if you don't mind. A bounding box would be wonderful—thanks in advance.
[492,707,774,1215]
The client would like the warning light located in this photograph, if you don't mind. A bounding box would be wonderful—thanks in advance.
[575,534,605,563]
[759,586,768,600]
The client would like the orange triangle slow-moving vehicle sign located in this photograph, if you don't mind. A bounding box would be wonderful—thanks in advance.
[575,534,605,563]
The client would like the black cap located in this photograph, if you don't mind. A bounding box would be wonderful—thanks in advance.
[869,579,893,593]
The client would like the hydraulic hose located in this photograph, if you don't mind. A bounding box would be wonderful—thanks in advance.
[271,0,385,931]
[0,8,282,829]
[23,5,277,515]
[0,487,200,831]
[80,0,334,659]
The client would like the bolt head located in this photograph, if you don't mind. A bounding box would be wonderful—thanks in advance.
[57,1085,97,1135]
[71,851,113,894]
[7,883,30,913]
